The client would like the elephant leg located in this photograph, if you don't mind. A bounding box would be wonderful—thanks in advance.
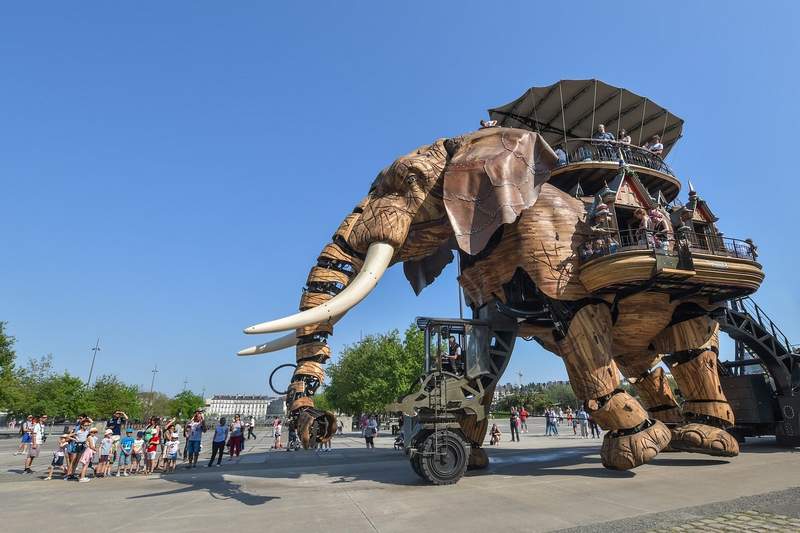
[557,304,670,470]
[663,322,738,457]
[616,355,683,426]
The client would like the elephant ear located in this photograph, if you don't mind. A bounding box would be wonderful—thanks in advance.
[443,128,558,255]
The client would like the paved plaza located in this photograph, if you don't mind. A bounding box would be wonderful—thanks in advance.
[1,418,798,532]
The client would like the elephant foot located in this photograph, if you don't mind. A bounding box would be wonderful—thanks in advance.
[296,408,337,449]
[600,419,671,470]
[669,423,739,457]
[467,446,488,470]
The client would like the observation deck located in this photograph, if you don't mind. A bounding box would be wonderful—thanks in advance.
[489,79,684,201]
[579,228,764,302]
[489,79,765,303]
[549,138,681,202]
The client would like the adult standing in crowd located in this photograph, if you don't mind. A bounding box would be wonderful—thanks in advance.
[364,415,378,449]
[576,407,589,438]
[228,414,244,458]
[519,406,528,433]
[247,415,257,440]
[589,414,601,438]
[185,410,206,468]
[208,417,228,467]
[106,411,128,436]
[22,415,43,474]
[66,416,92,479]
[509,408,520,442]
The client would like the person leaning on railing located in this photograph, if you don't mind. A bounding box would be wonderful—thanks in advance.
[642,134,664,156]
[632,208,653,246]
[584,203,618,259]
[592,124,616,160]
[649,209,671,254]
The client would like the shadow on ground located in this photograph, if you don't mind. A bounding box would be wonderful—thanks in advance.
[130,438,778,506]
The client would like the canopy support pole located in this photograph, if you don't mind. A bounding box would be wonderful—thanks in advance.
[616,89,623,137]
[590,79,598,135]
[661,111,669,139]
[559,82,568,150]
[638,98,648,145]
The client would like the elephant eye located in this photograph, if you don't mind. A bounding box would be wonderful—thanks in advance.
[405,174,419,186]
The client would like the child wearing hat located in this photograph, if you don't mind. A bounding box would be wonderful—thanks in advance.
[78,427,99,482]
[97,429,114,478]
[116,427,135,477]
[44,434,73,480]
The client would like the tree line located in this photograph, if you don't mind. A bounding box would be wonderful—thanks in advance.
[315,324,425,416]
[0,322,204,422]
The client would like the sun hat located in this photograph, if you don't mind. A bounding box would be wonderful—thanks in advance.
[104,428,112,435]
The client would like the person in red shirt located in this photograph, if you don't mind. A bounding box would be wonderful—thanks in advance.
[519,407,528,433]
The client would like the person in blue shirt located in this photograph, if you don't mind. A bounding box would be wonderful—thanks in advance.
[592,124,616,160]
[116,427,135,477]
[208,417,229,467]
[106,411,128,436]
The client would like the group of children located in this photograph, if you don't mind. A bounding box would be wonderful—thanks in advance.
[47,416,183,482]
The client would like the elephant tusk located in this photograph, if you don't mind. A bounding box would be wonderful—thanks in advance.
[237,332,297,356]
[244,242,394,335]
[237,314,346,356]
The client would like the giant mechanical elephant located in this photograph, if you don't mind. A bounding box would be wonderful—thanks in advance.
[240,126,739,471]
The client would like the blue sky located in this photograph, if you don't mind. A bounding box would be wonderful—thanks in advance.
[2,2,798,397]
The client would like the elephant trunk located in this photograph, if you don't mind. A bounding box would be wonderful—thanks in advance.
[285,238,366,415]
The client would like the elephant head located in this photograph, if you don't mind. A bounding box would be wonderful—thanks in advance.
[239,126,557,446]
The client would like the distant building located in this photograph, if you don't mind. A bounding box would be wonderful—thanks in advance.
[205,395,276,420]
[267,397,286,416]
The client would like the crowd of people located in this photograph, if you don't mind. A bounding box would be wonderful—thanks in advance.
[555,124,666,166]
[14,405,606,473]
[12,409,301,481]
[487,406,602,445]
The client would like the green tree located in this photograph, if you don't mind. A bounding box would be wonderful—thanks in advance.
[169,390,205,420]
[89,374,142,420]
[139,391,172,419]
[0,322,20,410]
[325,324,425,416]
[545,382,578,409]
[32,373,92,422]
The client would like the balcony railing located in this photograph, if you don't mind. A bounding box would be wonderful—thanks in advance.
[580,228,758,264]
[555,138,675,176]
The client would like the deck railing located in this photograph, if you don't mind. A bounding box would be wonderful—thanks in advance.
[555,138,675,176]
[580,228,758,264]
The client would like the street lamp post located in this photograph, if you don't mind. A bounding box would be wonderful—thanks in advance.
[86,338,101,386]
[148,365,159,416]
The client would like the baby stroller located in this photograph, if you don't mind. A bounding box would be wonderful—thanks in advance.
[393,432,404,451]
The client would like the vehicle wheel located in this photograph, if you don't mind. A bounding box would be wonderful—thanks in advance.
[410,452,425,479]
[418,430,469,485]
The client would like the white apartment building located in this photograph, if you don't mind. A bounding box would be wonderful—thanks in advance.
[205,395,276,419]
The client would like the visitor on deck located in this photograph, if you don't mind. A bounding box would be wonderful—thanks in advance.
[643,134,664,156]
[592,124,616,160]
[649,209,671,253]
[632,208,653,246]
[554,144,568,165]
[579,240,595,261]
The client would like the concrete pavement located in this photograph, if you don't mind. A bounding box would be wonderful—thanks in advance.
[1,418,798,532]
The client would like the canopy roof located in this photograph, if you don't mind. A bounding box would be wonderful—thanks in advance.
[488,79,684,158]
